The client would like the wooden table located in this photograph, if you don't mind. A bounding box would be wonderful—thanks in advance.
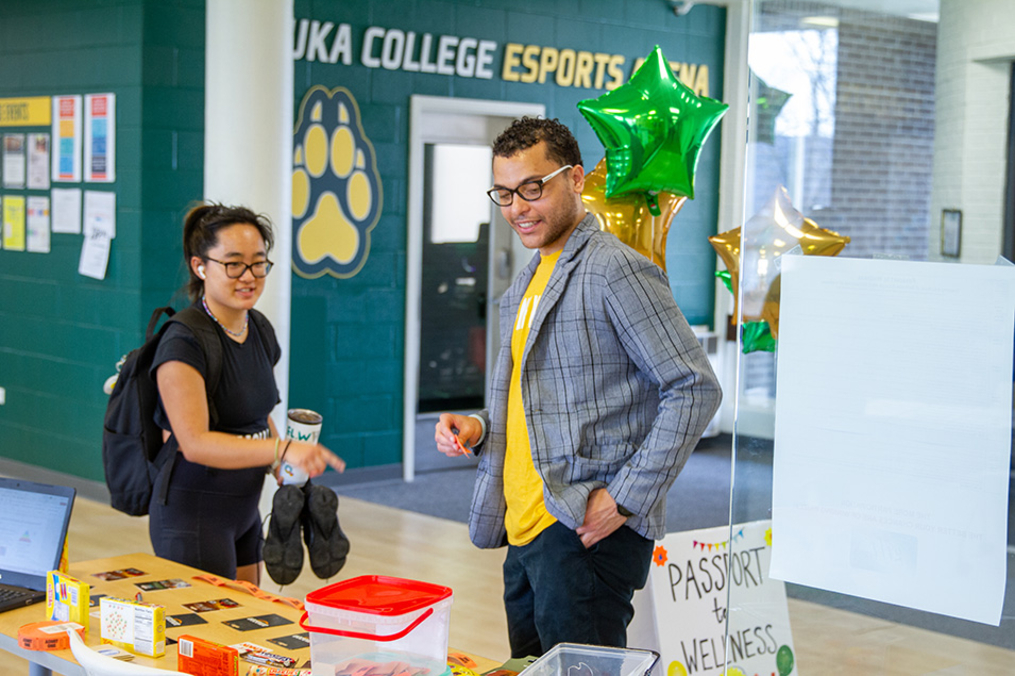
[0,553,498,675]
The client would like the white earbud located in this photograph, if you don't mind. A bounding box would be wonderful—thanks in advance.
[197,265,206,279]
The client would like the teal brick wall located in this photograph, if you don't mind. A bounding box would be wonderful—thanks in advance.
[291,0,727,469]
[0,0,725,479]
[0,0,204,480]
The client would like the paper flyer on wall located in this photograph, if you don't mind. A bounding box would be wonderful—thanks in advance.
[52,95,82,183]
[771,255,1014,626]
[84,93,115,182]
[27,195,50,253]
[638,520,797,676]
[3,195,26,251]
[51,187,81,234]
[3,133,26,188]
[85,190,115,238]
[78,190,115,279]
[27,132,50,190]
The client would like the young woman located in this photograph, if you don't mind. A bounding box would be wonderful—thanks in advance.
[149,203,344,583]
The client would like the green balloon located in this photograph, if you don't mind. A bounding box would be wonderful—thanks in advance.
[715,269,733,294]
[776,645,794,676]
[578,45,728,200]
[742,320,776,354]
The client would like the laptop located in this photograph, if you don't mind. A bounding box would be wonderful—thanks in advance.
[0,477,76,613]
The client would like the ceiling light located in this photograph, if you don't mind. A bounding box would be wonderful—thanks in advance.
[801,16,839,28]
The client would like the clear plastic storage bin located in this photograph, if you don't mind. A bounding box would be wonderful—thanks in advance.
[519,643,660,676]
[301,575,453,676]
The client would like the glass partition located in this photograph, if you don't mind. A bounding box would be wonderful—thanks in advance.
[724,1,1015,673]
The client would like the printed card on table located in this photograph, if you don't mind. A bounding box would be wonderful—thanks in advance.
[134,578,190,592]
[223,614,292,632]
[266,633,310,651]
[183,598,240,613]
[92,567,146,581]
[167,613,208,628]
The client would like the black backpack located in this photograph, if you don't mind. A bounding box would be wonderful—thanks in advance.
[102,304,272,516]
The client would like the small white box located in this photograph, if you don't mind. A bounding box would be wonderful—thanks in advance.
[99,596,165,657]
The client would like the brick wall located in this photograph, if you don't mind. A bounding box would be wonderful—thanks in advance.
[0,0,204,480]
[290,0,728,469]
[933,0,1015,264]
[742,2,937,404]
[750,2,936,259]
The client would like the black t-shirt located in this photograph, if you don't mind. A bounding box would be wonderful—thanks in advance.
[151,312,281,438]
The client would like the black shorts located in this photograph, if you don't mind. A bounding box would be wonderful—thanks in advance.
[148,455,265,579]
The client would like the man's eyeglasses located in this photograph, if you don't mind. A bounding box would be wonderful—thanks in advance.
[487,165,573,206]
[205,257,274,279]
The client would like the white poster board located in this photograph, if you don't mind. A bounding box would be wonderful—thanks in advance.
[771,255,1014,625]
[645,521,797,676]
[51,187,82,234]
[84,93,115,182]
[78,190,115,279]
[27,132,50,190]
[52,95,82,182]
[3,133,26,188]
[26,195,50,253]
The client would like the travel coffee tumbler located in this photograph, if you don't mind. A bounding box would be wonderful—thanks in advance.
[281,408,323,486]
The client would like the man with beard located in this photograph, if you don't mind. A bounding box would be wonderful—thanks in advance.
[435,117,721,657]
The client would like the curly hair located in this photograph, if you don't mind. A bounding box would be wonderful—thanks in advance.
[182,202,274,302]
[492,116,583,168]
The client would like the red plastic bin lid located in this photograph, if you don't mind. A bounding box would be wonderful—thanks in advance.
[306,575,452,616]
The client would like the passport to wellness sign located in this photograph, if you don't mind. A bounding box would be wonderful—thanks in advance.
[639,520,797,676]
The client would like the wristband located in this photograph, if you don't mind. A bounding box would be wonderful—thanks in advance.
[269,437,281,471]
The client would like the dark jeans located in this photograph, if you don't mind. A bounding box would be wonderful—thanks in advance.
[503,520,653,657]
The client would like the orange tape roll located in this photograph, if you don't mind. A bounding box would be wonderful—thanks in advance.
[17,620,84,651]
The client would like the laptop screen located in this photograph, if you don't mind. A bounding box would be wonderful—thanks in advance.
[0,478,76,590]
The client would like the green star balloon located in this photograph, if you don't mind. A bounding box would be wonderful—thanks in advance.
[753,71,792,145]
[578,45,729,201]
[742,320,776,354]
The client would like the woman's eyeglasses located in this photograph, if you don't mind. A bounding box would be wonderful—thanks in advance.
[204,257,273,278]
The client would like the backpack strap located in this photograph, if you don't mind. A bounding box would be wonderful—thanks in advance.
[145,306,177,342]
[248,309,276,360]
[151,305,226,507]
[170,305,225,424]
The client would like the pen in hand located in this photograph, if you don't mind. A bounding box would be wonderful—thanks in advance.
[450,427,472,455]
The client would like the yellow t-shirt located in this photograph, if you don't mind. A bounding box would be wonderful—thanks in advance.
[504,250,561,546]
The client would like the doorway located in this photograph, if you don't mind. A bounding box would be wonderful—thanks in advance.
[403,96,545,480]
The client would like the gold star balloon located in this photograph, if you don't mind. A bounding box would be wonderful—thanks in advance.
[710,185,849,336]
[582,157,687,271]
[577,45,729,201]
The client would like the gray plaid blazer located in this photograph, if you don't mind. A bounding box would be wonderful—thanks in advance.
[468,213,722,548]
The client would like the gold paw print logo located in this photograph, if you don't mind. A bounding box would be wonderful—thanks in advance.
[292,86,382,278]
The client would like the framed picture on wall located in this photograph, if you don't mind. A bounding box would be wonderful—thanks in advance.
[941,209,962,257]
